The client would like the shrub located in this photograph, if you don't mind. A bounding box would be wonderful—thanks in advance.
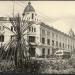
[69,57,75,68]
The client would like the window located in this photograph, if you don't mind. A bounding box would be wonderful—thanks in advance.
[0,26,1,30]
[0,35,4,42]
[68,45,69,49]
[56,41,58,47]
[52,48,55,54]
[34,28,36,32]
[48,49,50,55]
[11,26,13,31]
[47,31,50,36]
[59,42,61,47]
[42,48,45,56]
[42,29,45,35]
[29,27,31,31]
[56,34,58,39]
[29,36,35,42]
[29,26,36,32]
[42,38,45,44]
[32,27,33,32]
[63,43,64,48]
[32,13,34,19]
[11,35,15,41]
[52,40,54,46]
[47,39,50,45]
[52,32,54,38]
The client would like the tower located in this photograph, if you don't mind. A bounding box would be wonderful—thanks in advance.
[69,28,75,37]
[22,2,39,22]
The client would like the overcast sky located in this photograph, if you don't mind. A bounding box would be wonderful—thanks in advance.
[0,1,75,34]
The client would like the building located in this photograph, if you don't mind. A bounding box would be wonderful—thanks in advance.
[0,17,14,48]
[22,2,75,57]
[0,2,75,58]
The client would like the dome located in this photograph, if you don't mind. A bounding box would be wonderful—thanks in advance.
[23,2,35,15]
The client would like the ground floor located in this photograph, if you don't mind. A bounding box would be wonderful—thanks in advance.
[28,45,57,58]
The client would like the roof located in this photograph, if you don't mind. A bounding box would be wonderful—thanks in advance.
[39,22,75,40]
[0,17,8,21]
[23,2,35,15]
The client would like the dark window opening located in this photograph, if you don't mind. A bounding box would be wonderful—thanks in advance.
[42,29,45,35]
[29,36,35,42]
[0,26,1,30]
[32,27,33,32]
[42,48,45,57]
[47,32,50,36]
[56,41,58,47]
[47,39,50,45]
[63,43,64,48]
[59,42,61,47]
[34,28,36,32]
[11,26,13,31]
[42,38,45,44]
[52,48,55,55]
[32,13,34,19]
[52,32,54,38]
[0,35,4,42]
[56,34,58,39]
[68,45,69,49]
[52,40,54,46]
[29,27,31,31]
[48,49,50,55]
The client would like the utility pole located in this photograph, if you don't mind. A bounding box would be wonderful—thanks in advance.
[12,0,15,18]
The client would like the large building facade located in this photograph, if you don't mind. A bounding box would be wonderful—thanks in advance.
[22,2,75,57]
[0,2,75,57]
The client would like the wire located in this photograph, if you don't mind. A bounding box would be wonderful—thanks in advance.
[15,1,55,23]
[18,1,27,7]
[15,1,25,8]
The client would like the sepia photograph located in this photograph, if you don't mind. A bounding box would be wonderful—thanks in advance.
[0,1,75,74]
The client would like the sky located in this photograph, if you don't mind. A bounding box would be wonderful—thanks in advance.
[0,1,75,34]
